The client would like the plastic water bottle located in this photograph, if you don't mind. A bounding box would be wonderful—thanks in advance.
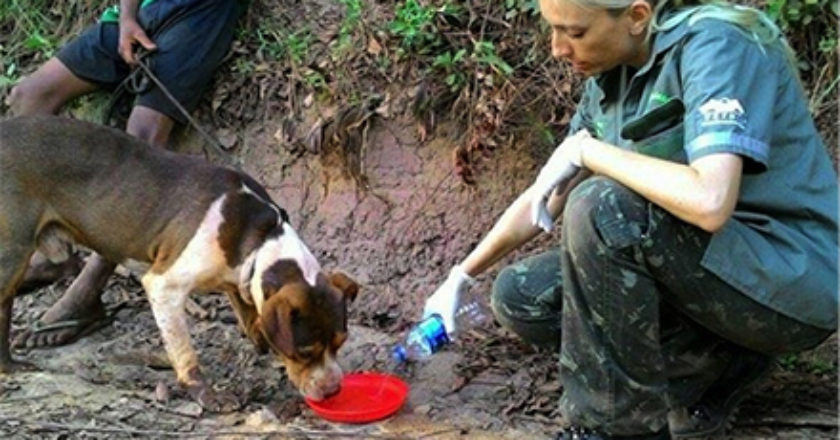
[392,300,488,363]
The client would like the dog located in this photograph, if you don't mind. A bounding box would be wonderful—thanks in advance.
[0,115,358,411]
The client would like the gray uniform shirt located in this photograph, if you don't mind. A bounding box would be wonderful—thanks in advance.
[568,14,838,330]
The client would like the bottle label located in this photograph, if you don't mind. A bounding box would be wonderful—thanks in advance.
[419,314,450,352]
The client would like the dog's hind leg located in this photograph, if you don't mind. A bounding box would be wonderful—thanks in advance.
[0,197,42,373]
[0,241,38,373]
[0,248,37,372]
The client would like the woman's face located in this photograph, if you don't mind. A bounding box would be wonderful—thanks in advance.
[539,0,650,76]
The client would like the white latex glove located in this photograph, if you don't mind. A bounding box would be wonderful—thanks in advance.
[422,265,475,335]
[529,129,591,232]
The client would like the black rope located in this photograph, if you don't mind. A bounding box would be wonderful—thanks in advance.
[103,48,240,169]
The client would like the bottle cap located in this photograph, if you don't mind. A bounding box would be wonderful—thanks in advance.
[392,345,408,363]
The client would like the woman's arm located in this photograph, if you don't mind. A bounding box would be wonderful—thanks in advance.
[581,138,743,232]
[460,169,591,277]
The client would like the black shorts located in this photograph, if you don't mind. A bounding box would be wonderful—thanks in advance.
[56,0,240,123]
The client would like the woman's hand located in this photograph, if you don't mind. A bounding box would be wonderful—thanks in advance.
[529,129,591,232]
[423,265,475,335]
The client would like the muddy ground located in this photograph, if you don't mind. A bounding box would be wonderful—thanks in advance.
[2,116,838,439]
[2,274,838,440]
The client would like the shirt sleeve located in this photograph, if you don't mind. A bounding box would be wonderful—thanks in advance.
[680,21,779,173]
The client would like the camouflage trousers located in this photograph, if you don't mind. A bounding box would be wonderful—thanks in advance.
[490,176,831,436]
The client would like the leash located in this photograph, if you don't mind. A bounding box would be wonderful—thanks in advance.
[105,48,241,169]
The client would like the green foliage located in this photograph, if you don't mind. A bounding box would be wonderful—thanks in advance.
[3,0,57,56]
[778,354,799,371]
[252,22,313,65]
[779,353,837,375]
[766,0,838,117]
[335,0,363,54]
[389,0,459,53]
[393,0,515,95]
[0,0,59,88]
[767,0,838,57]
[504,0,540,20]
[254,25,285,61]
[768,0,835,32]
[0,63,19,89]
[285,28,315,65]
[807,359,836,375]
[429,41,514,93]
[302,69,327,89]
[472,41,514,76]
[432,49,467,90]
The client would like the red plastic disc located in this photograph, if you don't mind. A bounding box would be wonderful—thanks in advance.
[305,372,409,423]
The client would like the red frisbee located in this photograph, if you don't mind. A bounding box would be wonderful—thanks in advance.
[305,372,409,423]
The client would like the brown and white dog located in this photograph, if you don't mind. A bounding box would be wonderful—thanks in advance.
[0,115,358,411]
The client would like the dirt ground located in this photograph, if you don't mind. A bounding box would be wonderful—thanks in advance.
[2,117,837,439]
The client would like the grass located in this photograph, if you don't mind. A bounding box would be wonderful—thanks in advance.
[1,0,55,87]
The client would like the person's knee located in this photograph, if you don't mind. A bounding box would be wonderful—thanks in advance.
[491,266,561,350]
[127,122,165,147]
[6,79,54,115]
[562,176,646,252]
[126,109,174,148]
[490,266,518,323]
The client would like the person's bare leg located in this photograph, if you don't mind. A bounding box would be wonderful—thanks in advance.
[126,105,175,149]
[14,255,116,348]
[6,57,98,115]
[14,105,175,348]
[18,252,85,295]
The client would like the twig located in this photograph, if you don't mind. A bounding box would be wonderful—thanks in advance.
[0,393,54,404]
[809,70,840,118]
[132,400,203,420]
[416,427,463,438]
[735,419,838,430]
[512,414,566,426]
[1,417,415,439]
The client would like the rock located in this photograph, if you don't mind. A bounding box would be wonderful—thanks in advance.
[174,401,203,418]
[155,381,169,402]
[245,407,279,427]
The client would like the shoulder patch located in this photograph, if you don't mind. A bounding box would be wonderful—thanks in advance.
[698,98,746,130]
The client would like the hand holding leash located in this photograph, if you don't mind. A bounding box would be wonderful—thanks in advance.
[423,265,475,335]
[528,129,591,232]
[118,17,157,65]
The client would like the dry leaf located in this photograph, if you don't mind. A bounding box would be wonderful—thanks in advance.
[374,92,392,118]
[367,37,382,55]
[306,118,325,153]
[416,121,428,143]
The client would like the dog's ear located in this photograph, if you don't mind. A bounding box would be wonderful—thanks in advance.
[258,294,296,358]
[328,271,359,303]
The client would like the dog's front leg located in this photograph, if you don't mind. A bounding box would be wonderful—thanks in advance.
[142,273,238,412]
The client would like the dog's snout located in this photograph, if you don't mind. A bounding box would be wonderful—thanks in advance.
[322,379,341,398]
[300,360,343,401]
